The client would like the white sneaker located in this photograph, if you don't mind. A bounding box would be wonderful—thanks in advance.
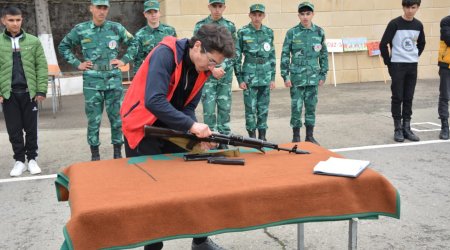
[10,161,27,177]
[28,159,42,175]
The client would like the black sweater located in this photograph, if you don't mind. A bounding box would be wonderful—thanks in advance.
[380,16,426,65]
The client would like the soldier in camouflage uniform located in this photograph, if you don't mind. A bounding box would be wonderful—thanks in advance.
[130,0,176,75]
[194,0,236,148]
[234,4,275,141]
[280,2,328,145]
[58,0,135,161]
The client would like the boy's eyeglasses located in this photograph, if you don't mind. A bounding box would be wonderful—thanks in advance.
[203,47,218,67]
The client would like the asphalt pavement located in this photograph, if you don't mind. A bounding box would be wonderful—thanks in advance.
[1,79,449,249]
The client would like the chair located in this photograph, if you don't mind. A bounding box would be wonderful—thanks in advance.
[120,64,132,89]
[47,64,62,117]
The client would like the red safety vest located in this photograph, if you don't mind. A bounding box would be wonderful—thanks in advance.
[120,36,209,149]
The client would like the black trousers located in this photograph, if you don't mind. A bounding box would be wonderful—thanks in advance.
[124,135,208,250]
[2,92,39,162]
[388,63,418,121]
[438,67,450,119]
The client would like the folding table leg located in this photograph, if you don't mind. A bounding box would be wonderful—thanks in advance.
[348,218,358,250]
[51,76,57,118]
[57,77,62,109]
[297,223,304,250]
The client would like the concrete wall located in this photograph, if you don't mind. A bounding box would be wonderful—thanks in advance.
[0,0,146,72]
[161,0,450,86]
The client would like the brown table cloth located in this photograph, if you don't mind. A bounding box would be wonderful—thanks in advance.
[56,142,400,250]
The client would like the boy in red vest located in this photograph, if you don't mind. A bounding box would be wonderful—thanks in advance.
[120,24,234,250]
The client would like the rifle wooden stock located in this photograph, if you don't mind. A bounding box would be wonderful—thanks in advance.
[144,125,309,154]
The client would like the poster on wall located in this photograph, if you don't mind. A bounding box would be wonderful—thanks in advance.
[366,41,381,56]
[325,39,344,87]
[367,41,387,84]
[325,39,344,53]
[342,37,368,52]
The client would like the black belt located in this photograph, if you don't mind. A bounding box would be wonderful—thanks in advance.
[291,59,318,66]
[92,64,116,71]
[11,88,29,94]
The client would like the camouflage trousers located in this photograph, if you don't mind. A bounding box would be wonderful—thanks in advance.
[201,70,233,134]
[83,88,124,146]
[243,85,270,131]
[290,85,318,128]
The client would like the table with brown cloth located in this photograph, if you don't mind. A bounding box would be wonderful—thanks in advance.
[55,142,400,250]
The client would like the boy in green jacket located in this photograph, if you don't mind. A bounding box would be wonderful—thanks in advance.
[0,6,48,177]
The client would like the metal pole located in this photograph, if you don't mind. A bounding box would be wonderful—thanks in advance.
[297,223,305,250]
[348,218,358,250]
[51,75,57,117]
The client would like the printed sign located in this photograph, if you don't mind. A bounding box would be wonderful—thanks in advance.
[325,39,344,53]
[342,37,368,52]
[366,41,381,56]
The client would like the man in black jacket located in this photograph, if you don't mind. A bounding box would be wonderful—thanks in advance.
[438,15,450,140]
[380,0,425,142]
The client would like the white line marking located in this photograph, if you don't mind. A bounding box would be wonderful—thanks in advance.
[412,122,440,126]
[411,129,441,132]
[0,174,57,184]
[331,139,450,152]
[427,122,441,127]
[411,122,441,132]
[1,140,449,183]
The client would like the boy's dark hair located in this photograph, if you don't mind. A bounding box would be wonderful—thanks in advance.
[402,0,421,7]
[298,7,313,13]
[1,6,22,18]
[190,24,235,58]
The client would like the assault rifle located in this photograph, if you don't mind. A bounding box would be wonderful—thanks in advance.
[144,125,310,154]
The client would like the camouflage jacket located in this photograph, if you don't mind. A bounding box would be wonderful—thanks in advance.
[130,23,176,75]
[234,23,275,86]
[194,16,237,72]
[58,20,135,71]
[280,23,328,85]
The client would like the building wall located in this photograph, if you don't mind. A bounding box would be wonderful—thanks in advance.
[160,0,450,86]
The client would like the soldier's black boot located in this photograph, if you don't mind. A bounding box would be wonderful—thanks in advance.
[393,119,404,142]
[90,145,100,161]
[292,128,300,142]
[440,118,449,140]
[403,119,420,141]
[247,130,256,138]
[305,125,320,145]
[113,144,122,159]
[258,129,267,141]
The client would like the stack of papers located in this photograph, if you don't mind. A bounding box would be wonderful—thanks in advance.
[313,157,370,178]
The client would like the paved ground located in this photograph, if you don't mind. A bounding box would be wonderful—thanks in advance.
[1,79,449,249]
